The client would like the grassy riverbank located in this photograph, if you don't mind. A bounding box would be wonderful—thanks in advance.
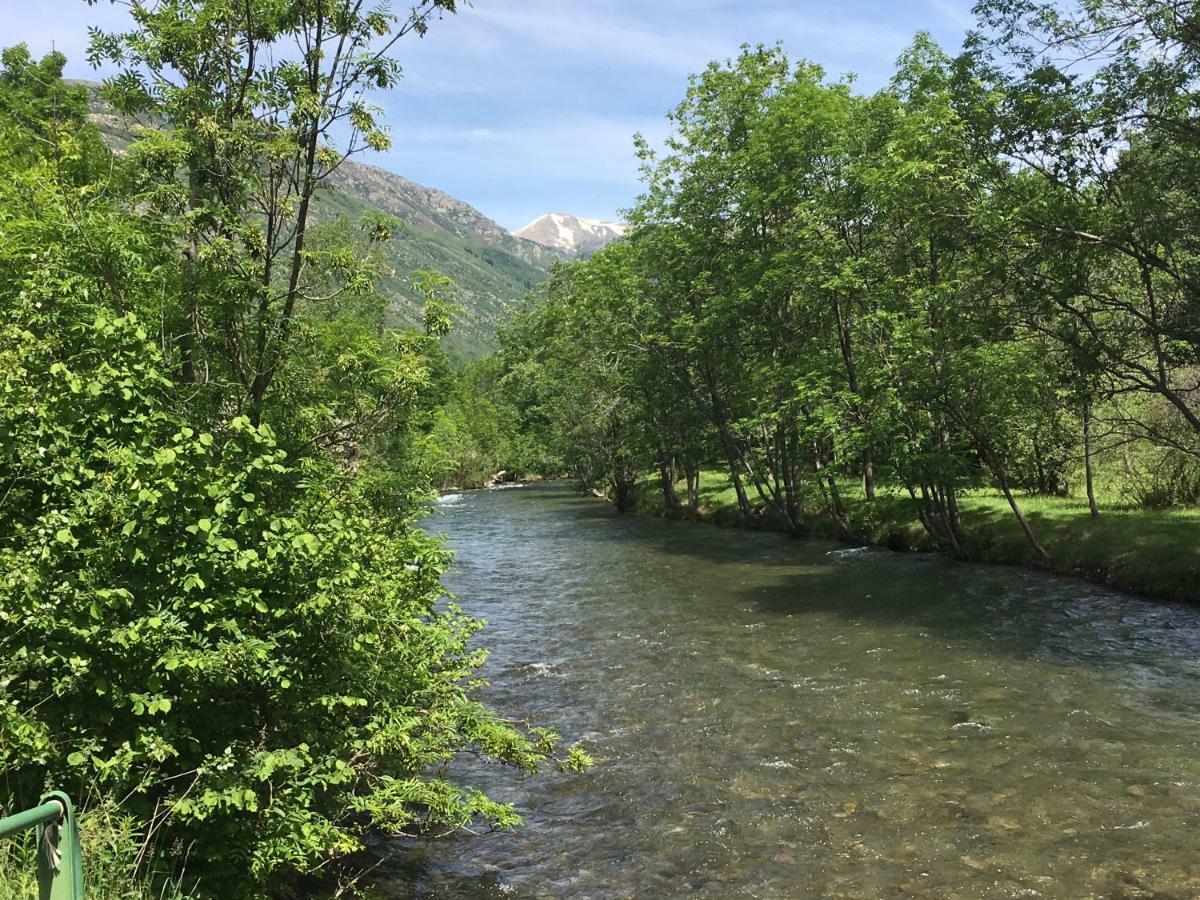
[635,472,1200,605]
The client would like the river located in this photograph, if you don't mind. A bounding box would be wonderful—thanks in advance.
[370,482,1200,898]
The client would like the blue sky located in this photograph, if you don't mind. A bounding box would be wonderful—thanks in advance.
[16,0,974,231]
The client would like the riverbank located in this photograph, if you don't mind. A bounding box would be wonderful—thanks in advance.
[633,471,1200,605]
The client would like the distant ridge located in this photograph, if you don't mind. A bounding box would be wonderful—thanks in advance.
[79,80,557,361]
[514,212,627,256]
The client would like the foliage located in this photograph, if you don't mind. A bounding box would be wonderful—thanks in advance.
[420,357,555,489]
[0,35,586,899]
[313,181,553,364]
[88,0,460,422]
[0,44,90,144]
[496,15,1200,559]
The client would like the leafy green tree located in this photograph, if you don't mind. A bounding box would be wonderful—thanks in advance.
[1,45,88,139]
[0,41,588,898]
[89,0,459,424]
[499,251,651,509]
[973,0,1200,456]
[509,35,1102,556]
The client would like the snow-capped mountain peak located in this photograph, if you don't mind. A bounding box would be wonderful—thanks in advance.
[513,212,628,256]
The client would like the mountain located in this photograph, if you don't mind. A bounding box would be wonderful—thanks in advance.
[513,213,628,256]
[319,164,565,360]
[81,83,559,361]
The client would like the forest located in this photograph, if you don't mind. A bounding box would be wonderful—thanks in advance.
[453,2,1200,602]
[2,0,1199,895]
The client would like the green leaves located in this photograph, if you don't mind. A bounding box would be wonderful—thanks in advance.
[0,169,581,896]
[1,14,595,894]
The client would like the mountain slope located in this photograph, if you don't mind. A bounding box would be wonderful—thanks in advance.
[82,83,559,361]
[514,213,627,256]
[320,164,564,360]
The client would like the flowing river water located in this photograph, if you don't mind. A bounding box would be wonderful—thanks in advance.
[372,482,1200,898]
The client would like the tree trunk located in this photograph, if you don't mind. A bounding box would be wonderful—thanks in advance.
[180,167,201,384]
[782,431,802,531]
[987,450,1050,561]
[613,470,636,513]
[825,476,853,539]
[1032,435,1048,494]
[685,462,700,518]
[702,363,753,526]
[909,482,965,558]
[832,292,876,504]
[862,448,876,502]
[658,455,679,514]
[1083,400,1100,520]
[719,428,753,525]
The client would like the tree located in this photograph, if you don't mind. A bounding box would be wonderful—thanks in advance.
[973,0,1200,457]
[90,0,460,424]
[0,43,588,897]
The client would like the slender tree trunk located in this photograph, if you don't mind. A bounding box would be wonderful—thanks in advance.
[862,448,876,503]
[986,449,1050,561]
[703,364,753,525]
[180,167,201,384]
[935,484,964,558]
[946,485,961,538]
[782,429,802,531]
[250,110,322,424]
[1083,400,1100,520]
[832,292,875,502]
[1032,435,1047,494]
[658,455,678,514]
[718,428,753,524]
[613,468,636,513]
[685,462,700,518]
[909,482,964,558]
[814,452,852,538]
[825,476,853,539]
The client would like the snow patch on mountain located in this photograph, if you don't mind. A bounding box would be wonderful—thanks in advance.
[513,212,628,256]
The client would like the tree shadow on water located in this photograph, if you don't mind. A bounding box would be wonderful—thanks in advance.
[533,486,1200,671]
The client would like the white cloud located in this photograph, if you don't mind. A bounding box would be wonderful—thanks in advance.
[465,2,733,75]
[379,113,669,184]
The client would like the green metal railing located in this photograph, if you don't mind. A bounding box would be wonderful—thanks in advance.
[0,791,84,899]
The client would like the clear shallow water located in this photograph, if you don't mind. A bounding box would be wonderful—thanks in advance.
[371,483,1200,898]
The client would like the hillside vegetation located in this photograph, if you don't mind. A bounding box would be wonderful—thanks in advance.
[316,177,554,359]
[85,82,558,361]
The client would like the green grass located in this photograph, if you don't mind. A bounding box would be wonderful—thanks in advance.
[0,800,196,900]
[637,471,1200,604]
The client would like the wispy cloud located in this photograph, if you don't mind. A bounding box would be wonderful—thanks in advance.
[465,3,732,75]
[17,0,977,230]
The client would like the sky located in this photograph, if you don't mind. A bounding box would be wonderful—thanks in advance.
[13,0,976,231]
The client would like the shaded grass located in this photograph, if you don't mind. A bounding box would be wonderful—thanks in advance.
[637,471,1200,604]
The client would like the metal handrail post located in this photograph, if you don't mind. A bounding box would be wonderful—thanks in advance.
[37,791,84,900]
[0,791,84,899]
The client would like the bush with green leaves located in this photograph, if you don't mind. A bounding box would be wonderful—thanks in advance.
[0,72,587,899]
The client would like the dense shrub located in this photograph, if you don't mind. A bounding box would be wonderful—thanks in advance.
[0,129,583,898]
